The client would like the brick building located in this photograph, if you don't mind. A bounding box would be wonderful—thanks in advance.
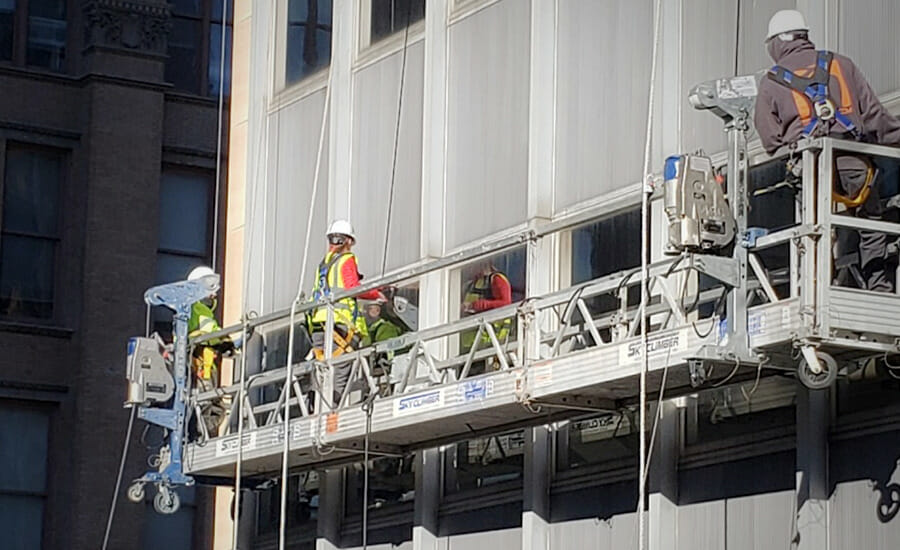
[0,1,230,548]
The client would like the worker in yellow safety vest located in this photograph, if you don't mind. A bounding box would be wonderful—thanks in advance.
[308,220,385,406]
[460,261,513,354]
[187,266,236,435]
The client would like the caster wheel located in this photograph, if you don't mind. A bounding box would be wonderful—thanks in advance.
[798,351,837,390]
[877,483,900,523]
[126,483,145,503]
[153,487,181,514]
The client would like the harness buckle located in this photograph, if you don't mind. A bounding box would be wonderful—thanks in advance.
[815,98,836,121]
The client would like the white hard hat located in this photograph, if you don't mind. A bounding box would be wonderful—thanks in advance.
[767,10,809,41]
[187,266,216,281]
[326,219,356,241]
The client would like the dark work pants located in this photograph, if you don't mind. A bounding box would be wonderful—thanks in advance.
[837,156,894,293]
[311,324,361,406]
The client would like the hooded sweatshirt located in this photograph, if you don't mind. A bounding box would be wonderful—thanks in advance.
[754,37,900,154]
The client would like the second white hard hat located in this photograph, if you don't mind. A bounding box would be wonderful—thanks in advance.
[187,265,216,281]
[766,9,809,41]
[327,219,356,241]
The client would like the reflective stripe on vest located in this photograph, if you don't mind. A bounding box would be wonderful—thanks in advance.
[309,251,368,337]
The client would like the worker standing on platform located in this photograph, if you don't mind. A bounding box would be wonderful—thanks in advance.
[460,261,513,365]
[308,220,385,406]
[187,266,235,436]
[754,9,900,292]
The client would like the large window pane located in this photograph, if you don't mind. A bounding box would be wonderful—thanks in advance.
[171,0,201,16]
[557,411,638,472]
[370,0,425,44]
[257,472,319,535]
[0,405,49,492]
[211,0,233,22]
[285,0,332,85]
[208,23,232,97]
[0,0,14,61]
[158,171,210,255]
[2,147,61,236]
[166,18,202,94]
[446,430,524,493]
[26,0,66,72]
[0,495,44,550]
[0,235,56,318]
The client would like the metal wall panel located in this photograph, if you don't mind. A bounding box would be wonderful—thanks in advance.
[448,527,522,550]
[351,42,425,275]
[446,0,530,249]
[831,479,900,550]
[267,92,329,311]
[550,513,639,550]
[681,0,737,155]
[554,0,653,212]
[676,501,725,550]
[724,491,794,550]
[839,0,900,96]
[736,0,796,75]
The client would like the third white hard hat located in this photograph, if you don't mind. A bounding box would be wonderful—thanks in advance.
[326,219,356,241]
[187,265,216,281]
[767,9,809,40]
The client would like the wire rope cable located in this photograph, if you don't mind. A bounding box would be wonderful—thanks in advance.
[380,2,414,276]
[101,303,151,550]
[212,0,229,268]
[279,54,335,550]
[637,0,663,547]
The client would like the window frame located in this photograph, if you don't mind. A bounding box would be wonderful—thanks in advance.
[0,139,67,324]
[0,399,52,549]
[356,0,425,63]
[167,0,233,97]
[0,0,72,73]
[275,0,333,95]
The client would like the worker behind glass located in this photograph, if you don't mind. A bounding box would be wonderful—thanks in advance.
[307,220,386,407]
[460,259,513,374]
[755,9,900,293]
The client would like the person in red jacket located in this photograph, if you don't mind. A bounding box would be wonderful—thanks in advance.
[461,261,513,352]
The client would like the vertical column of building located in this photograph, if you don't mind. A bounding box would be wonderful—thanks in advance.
[73,2,171,548]
[413,1,450,549]
[794,386,830,549]
[520,1,557,547]
[648,402,680,550]
[327,0,356,221]
[317,468,345,550]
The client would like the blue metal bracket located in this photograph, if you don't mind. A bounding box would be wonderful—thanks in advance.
[132,275,220,495]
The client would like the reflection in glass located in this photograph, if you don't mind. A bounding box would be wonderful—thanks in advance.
[208,24,232,97]
[0,0,14,61]
[286,0,332,85]
[166,18,202,93]
[370,0,425,44]
[447,430,524,493]
[26,0,66,71]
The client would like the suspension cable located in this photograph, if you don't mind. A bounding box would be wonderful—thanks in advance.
[638,0,663,547]
[101,304,151,550]
[380,2,414,276]
[279,57,335,550]
[230,316,249,550]
[212,0,229,268]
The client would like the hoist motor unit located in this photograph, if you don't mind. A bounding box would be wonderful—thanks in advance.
[663,154,736,254]
[126,337,174,405]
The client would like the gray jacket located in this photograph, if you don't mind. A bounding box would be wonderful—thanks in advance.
[754,38,900,155]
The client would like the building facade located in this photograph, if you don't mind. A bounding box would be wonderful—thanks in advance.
[0,1,231,548]
[222,1,900,549]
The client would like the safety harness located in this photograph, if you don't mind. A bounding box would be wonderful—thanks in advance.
[767,50,860,139]
[310,252,360,360]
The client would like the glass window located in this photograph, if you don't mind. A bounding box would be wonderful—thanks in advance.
[208,23,232,97]
[257,471,319,536]
[445,430,524,493]
[345,454,415,517]
[152,169,213,335]
[166,17,202,94]
[556,410,638,472]
[1,145,63,319]
[285,0,332,86]
[569,209,642,337]
[26,0,66,72]
[370,0,425,45]
[0,0,14,61]
[0,402,50,550]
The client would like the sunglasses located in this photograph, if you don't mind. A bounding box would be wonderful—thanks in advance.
[328,235,349,246]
